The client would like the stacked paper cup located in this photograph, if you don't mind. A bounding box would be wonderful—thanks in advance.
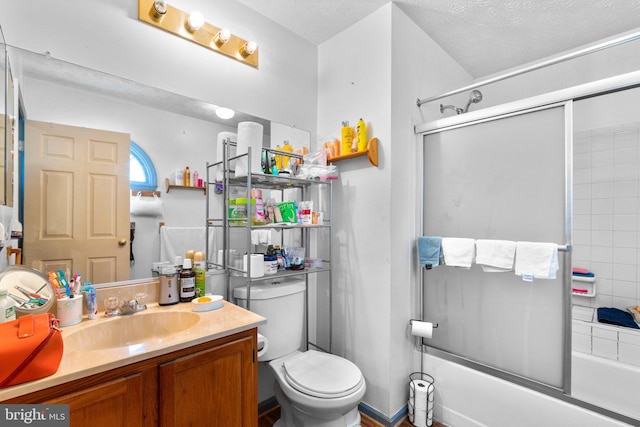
[408,375,434,427]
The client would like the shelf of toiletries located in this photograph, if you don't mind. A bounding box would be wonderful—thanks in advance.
[572,269,596,297]
[227,223,331,230]
[226,173,332,190]
[210,262,331,282]
[327,137,379,167]
[165,178,206,194]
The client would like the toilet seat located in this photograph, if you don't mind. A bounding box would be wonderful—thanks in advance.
[282,350,364,398]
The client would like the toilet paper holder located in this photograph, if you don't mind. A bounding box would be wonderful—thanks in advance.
[410,319,438,328]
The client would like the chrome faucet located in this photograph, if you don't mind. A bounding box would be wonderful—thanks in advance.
[104,294,147,317]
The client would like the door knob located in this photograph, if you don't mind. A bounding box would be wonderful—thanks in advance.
[118,239,127,246]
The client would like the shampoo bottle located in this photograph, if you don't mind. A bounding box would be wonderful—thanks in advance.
[193,251,206,298]
[356,118,367,152]
[341,121,354,155]
[282,140,293,170]
[184,166,191,186]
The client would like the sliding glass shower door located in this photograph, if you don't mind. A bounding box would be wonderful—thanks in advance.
[422,105,570,389]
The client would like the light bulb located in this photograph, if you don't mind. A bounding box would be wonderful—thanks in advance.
[152,0,167,15]
[239,40,257,57]
[187,11,204,32]
[216,107,235,120]
[213,29,231,47]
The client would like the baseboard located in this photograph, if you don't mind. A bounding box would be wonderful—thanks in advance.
[258,396,279,415]
[358,402,408,426]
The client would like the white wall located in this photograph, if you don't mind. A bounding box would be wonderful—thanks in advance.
[317,3,473,420]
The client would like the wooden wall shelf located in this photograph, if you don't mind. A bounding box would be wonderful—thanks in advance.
[328,137,378,167]
[130,190,161,198]
[165,178,206,194]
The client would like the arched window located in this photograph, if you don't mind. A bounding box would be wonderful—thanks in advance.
[130,141,157,191]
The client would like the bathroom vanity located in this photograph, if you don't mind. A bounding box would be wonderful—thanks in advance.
[0,301,265,427]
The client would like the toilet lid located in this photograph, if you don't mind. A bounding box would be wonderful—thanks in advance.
[282,350,363,398]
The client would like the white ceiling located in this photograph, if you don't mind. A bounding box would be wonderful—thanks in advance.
[236,0,640,78]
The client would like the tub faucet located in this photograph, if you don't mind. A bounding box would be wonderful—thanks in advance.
[104,295,147,317]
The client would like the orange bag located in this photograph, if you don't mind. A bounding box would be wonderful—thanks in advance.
[0,313,64,389]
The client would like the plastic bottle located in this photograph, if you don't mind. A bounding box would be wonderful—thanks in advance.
[274,145,283,171]
[193,170,199,187]
[282,140,293,169]
[341,121,354,155]
[356,118,367,152]
[193,251,206,298]
[0,289,16,323]
[184,166,191,186]
[180,258,196,302]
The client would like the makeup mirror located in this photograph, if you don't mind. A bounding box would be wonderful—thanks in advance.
[0,266,56,315]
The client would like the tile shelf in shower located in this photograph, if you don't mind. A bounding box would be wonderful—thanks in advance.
[572,276,596,297]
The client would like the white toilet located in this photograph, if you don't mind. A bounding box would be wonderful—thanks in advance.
[234,278,366,427]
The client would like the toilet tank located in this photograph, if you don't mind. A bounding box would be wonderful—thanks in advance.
[233,278,305,361]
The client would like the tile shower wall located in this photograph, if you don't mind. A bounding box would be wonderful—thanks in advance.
[573,123,640,310]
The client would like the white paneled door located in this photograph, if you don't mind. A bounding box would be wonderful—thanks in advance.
[24,119,130,284]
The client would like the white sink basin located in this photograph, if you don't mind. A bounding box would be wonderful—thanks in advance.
[63,311,201,351]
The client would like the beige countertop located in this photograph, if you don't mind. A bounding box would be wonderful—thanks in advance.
[0,300,265,401]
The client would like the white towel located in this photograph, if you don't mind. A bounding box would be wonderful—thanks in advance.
[160,226,216,263]
[514,241,559,280]
[442,237,476,268]
[251,229,272,246]
[475,239,516,272]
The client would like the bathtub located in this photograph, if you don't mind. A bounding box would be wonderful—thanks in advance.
[572,305,640,420]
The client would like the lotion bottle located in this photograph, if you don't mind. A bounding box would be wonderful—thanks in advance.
[356,118,367,152]
[341,121,354,155]
[184,166,191,186]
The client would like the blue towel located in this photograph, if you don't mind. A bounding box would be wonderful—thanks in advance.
[597,307,640,329]
[572,271,595,278]
[418,236,442,269]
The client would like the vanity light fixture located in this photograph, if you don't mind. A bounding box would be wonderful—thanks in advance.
[138,0,259,68]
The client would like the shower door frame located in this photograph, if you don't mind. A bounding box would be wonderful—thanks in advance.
[415,69,640,426]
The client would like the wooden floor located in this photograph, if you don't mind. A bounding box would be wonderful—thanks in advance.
[258,406,447,427]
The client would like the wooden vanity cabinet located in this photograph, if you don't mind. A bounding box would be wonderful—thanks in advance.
[2,329,258,427]
[159,333,255,426]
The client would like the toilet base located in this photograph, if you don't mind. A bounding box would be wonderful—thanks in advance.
[273,381,362,427]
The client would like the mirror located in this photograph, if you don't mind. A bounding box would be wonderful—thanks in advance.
[0,26,9,207]
[9,46,310,285]
[0,265,55,315]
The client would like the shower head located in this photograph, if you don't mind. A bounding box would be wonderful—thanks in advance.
[464,90,483,113]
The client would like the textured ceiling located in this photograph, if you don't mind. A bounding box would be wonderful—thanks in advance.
[236,0,640,77]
